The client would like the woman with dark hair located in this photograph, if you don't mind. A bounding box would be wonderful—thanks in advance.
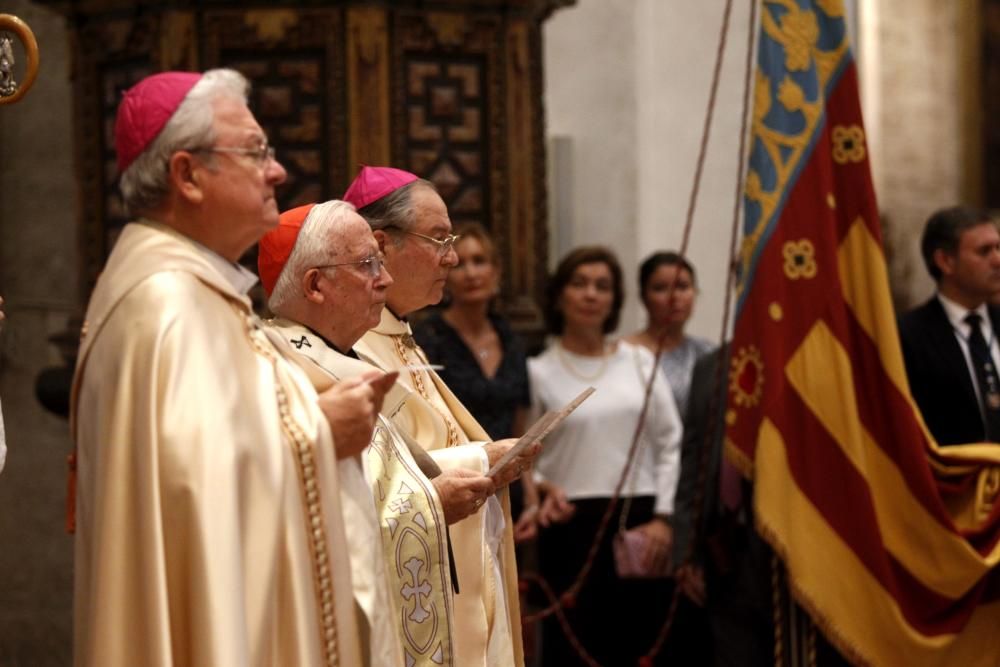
[626,251,714,417]
[413,222,539,540]
[528,246,683,665]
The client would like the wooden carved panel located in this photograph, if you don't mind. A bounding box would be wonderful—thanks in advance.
[984,0,1000,208]
[391,10,547,328]
[347,8,391,168]
[393,12,500,229]
[72,14,160,297]
[67,2,562,331]
[403,56,489,226]
[504,18,547,324]
[201,9,347,208]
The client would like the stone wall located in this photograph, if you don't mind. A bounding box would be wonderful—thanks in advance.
[546,0,779,342]
[862,0,978,309]
[0,1,76,663]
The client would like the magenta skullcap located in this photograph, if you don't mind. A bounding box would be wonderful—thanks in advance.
[114,71,203,173]
[343,165,419,209]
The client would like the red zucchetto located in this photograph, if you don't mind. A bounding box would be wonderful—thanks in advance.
[258,203,317,297]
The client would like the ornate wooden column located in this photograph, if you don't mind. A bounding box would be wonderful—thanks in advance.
[984,0,1000,207]
[61,0,574,331]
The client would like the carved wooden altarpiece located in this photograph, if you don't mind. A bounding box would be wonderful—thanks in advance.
[58,0,573,330]
[984,0,1000,208]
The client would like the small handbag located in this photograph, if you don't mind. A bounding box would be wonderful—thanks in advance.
[613,527,670,578]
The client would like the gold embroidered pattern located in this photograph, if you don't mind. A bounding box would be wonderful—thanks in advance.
[782,239,818,280]
[392,334,461,446]
[244,312,339,666]
[831,124,865,164]
[753,69,772,123]
[777,5,819,71]
[730,345,765,408]
[815,0,844,18]
[777,76,806,112]
[981,467,1000,523]
[368,422,455,665]
[393,333,430,398]
[738,1,851,303]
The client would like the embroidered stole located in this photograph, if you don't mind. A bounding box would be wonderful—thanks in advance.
[267,321,456,666]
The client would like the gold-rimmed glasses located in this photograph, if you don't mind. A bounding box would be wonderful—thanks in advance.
[194,141,276,167]
[392,228,461,256]
[314,253,385,279]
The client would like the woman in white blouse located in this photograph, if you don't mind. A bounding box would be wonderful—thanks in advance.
[528,247,683,665]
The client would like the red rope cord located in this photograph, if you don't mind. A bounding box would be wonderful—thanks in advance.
[520,2,758,665]
[644,0,758,659]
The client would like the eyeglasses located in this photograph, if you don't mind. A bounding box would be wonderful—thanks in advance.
[394,229,461,256]
[195,141,276,167]
[314,253,385,279]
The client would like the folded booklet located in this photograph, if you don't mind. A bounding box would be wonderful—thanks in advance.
[487,386,596,479]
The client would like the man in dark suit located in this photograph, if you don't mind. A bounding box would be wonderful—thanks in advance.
[671,346,775,666]
[899,206,1000,445]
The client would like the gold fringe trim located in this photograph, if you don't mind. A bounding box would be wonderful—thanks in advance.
[724,436,755,480]
[753,511,872,667]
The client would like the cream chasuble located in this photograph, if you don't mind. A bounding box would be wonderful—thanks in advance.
[356,309,525,667]
[0,395,6,474]
[70,221,362,667]
[267,319,457,667]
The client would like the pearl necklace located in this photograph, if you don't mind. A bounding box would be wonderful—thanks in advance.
[555,339,609,381]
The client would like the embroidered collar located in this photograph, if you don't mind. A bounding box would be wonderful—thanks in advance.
[139,219,259,295]
[372,307,412,336]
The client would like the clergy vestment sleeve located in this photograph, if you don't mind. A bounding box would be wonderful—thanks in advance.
[427,442,490,473]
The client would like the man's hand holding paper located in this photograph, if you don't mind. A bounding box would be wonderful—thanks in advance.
[484,438,542,488]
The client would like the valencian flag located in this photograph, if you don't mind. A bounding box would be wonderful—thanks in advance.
[727,0,1000,664]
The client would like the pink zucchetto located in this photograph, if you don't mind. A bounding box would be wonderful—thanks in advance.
[258,203,317,297]
[114,71,203,173]
[343,165,419,210]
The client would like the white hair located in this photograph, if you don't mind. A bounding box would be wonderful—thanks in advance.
[119,68,250,216]
[267,200,358,315]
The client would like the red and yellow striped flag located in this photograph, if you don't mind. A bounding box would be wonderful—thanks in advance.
[727,1,1000,664]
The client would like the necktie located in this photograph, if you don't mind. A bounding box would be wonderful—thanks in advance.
[719,454,743,511]
[964,312,1000,442]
